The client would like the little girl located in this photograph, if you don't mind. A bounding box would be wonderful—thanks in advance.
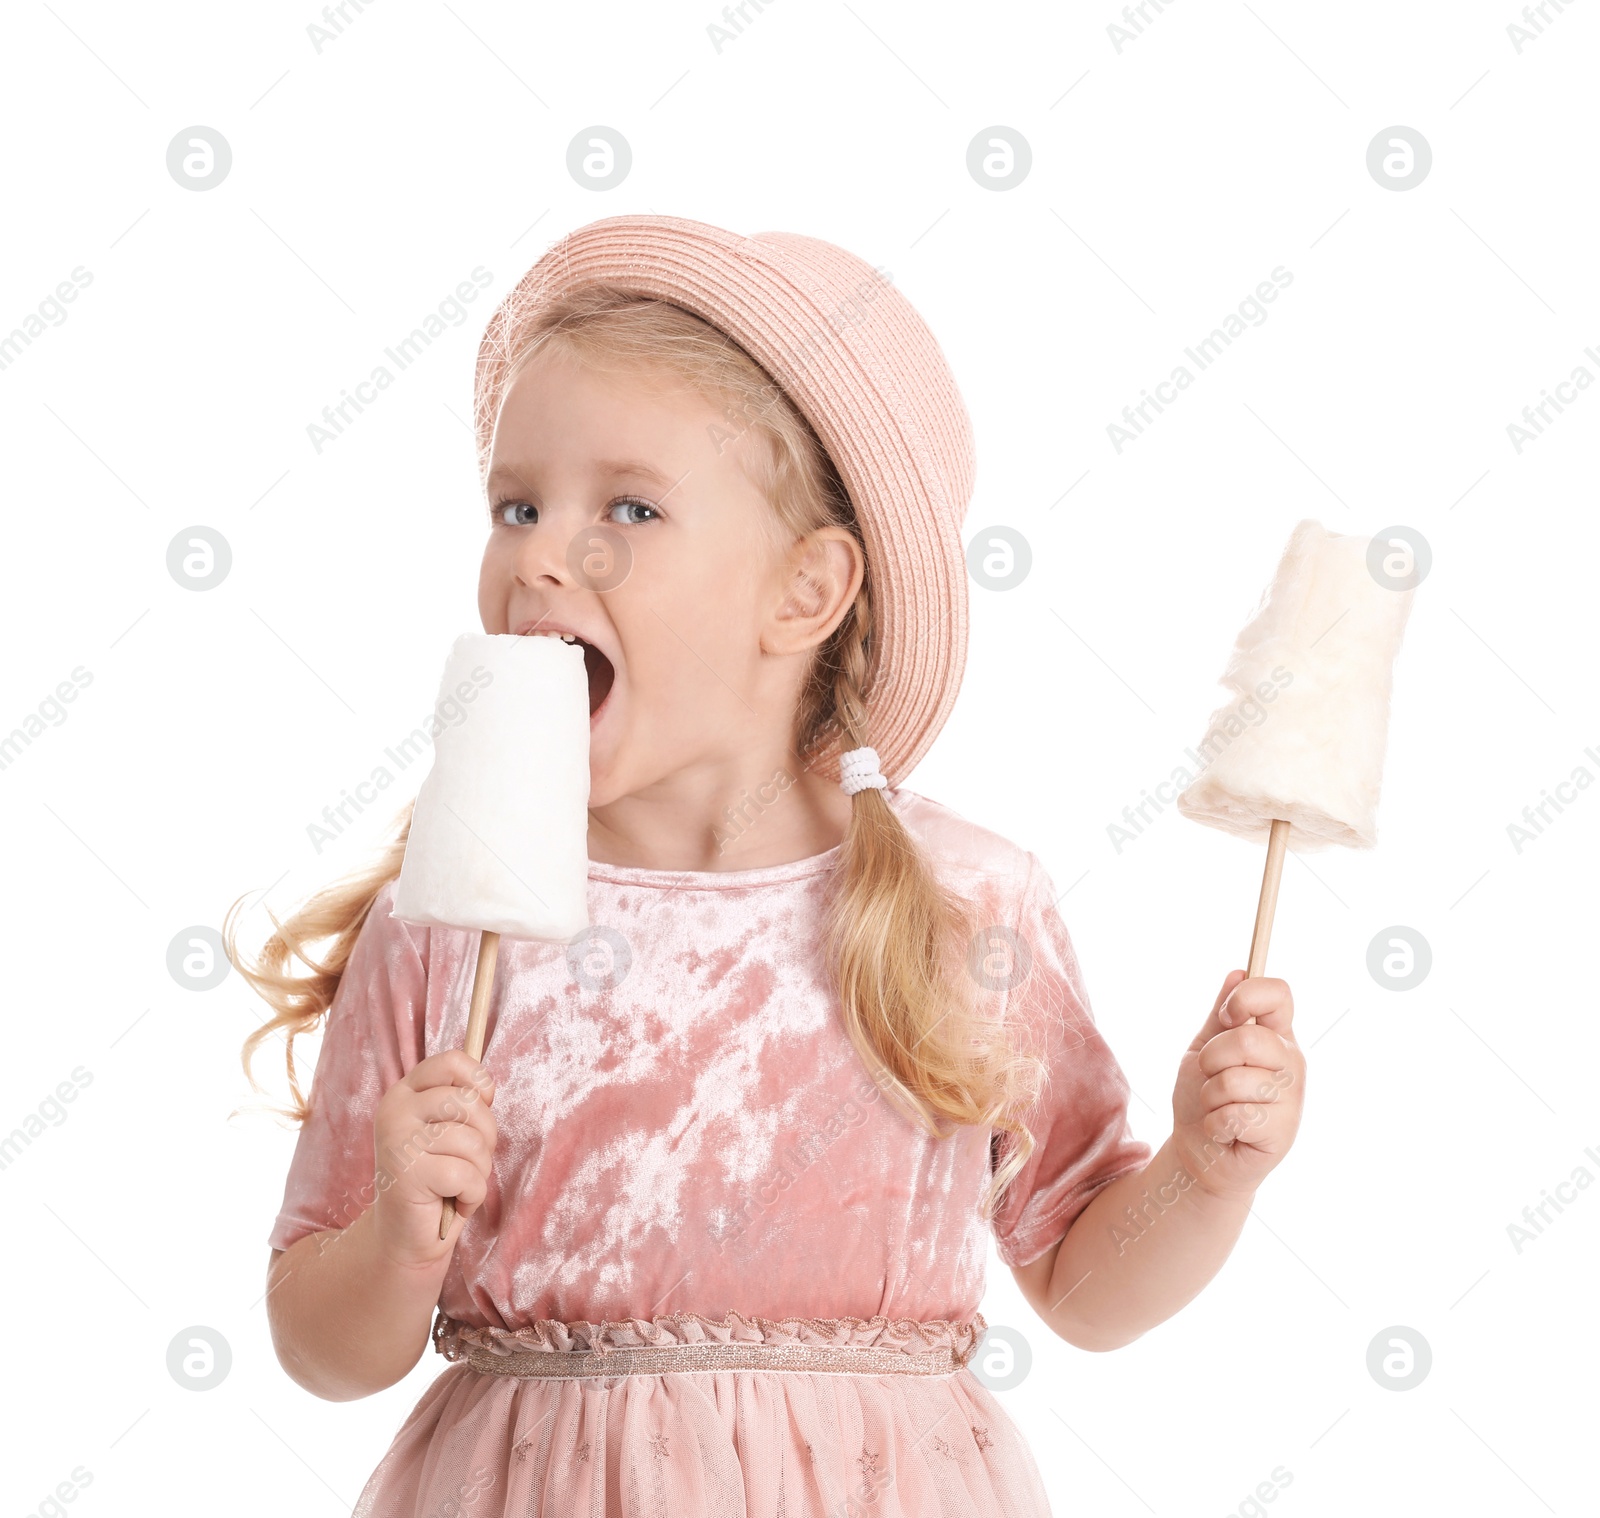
[233,214,1305,1518]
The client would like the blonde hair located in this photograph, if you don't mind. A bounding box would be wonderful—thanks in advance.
[228,289,1042,1218]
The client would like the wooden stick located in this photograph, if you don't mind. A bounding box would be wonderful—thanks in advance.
[438,929,501,1240]
[1246,819,1291,986]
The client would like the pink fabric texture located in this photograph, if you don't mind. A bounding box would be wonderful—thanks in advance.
[267,788,1151,1516]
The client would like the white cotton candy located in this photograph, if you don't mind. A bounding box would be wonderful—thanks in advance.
[1176,520,1415,852]
[392,633,591,939]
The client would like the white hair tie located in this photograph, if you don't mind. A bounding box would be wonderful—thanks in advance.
[839,746,888,796]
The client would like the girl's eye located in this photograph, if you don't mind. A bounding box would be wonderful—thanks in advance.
[607,497,659,525]
[492,497,659,527]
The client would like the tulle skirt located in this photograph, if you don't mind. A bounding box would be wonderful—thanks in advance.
[351,1311,1054,1517]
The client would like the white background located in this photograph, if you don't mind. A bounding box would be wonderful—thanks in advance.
[1,1,1595,1514]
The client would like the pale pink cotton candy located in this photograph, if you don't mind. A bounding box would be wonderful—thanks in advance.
[268,788,1151,1516]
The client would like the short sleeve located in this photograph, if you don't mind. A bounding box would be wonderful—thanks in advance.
[266,878,430,1252]
[988,853,1152,1268]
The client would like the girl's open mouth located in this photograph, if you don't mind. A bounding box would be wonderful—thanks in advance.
[579,640,615,719]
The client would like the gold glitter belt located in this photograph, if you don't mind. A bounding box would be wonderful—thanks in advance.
[433,1309,986,1380]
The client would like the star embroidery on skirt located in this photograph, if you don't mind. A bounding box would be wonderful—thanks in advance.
[931,1435,955,1458]
[512,1434,533,1464]
[804,1441,816,1462]
[649,1432,671,1460]
[972,1425,994,1451]
[575,1439,591,1463]
[856,1447,881,1480]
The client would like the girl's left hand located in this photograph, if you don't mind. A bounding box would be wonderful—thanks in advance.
[1171,971,1306,1200]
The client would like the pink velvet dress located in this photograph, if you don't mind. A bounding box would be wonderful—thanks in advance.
[267,787,1151,1517]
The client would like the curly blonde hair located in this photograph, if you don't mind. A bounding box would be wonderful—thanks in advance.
[227,288,1043,1219]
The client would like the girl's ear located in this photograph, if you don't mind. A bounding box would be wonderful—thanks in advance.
[763,527,864,657]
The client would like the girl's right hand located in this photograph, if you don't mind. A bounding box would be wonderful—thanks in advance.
[370,1050,497,1270]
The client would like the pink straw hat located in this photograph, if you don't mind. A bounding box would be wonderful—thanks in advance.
[472,213,976,788]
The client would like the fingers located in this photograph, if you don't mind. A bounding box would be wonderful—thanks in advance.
[1188,969,1248,1052]
[1197,1022,1295,1076]
[419,1133,492,1214]
[1219,975,1295,1034]
[1198,1101,1280,1150]
[1198,1062,1295,1116]
[410,1082,497,1148]
[406,1050,496,1105]
[1211,969,1248,1018]
[380,1108,494,1171]
[399,1053,497,1151]
[371,1058,500,1258]
[377,1112,495,1204]
[377,1060,498,1191]
[412,1114,494,1169]
[408,1151,491,1213]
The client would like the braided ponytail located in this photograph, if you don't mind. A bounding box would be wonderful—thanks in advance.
[805,561,1037,1216]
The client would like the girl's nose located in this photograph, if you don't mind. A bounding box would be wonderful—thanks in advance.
[511,510,579,589]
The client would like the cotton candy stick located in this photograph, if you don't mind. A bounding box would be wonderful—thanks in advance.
[391,632,592,1236]
[1177,520,1416,986]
